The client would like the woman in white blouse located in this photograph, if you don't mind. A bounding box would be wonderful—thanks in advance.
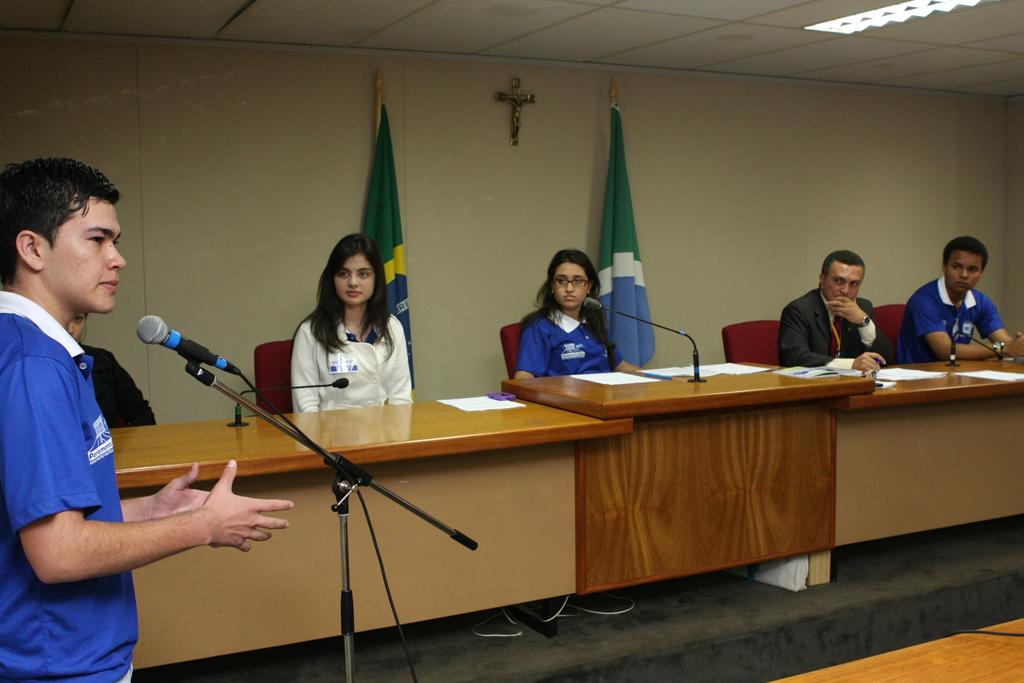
[291,233,412,412]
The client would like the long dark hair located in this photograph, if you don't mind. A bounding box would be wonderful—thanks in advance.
[520,249,615,356]
[299,233,394,355]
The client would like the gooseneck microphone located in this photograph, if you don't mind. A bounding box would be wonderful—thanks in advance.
[228,378,350,428]
[583,297,706,383]
[137,315,242,375]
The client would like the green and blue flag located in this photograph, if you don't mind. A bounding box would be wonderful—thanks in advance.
[598,105,654,366]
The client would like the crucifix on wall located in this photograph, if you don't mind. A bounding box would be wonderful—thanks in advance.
[495,78,536,146]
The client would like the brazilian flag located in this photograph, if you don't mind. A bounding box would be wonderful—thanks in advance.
[363,105,414,385]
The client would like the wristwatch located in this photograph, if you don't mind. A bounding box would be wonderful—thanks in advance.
[993,341,1005,359]
[858,315,871,328]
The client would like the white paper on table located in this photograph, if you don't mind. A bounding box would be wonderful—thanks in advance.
[875,380,897,389]
[646,363,770,378]
[875,368,947,381]
[570,372,660,385]
[643,366,718,378]
[955,370,1024,382]
[438,396,527,412]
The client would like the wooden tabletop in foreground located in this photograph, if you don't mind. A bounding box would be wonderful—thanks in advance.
[502,369,875,419]
[774,618,1024,682]
[113,400,632,488]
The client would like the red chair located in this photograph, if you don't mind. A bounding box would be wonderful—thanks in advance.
[721,320,781,366]
[499,323,522,379]
[253,339,294,413]
[872,303,906,359]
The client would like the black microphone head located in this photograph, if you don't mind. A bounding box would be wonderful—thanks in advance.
[583,297,602,310]
[137,315,168,345]
[331,378,350,389]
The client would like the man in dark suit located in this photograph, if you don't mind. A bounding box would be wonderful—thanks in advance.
[779,250,892,371]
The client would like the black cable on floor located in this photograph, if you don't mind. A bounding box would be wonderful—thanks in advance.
[948,629,1024,637]
[358,489,419,683]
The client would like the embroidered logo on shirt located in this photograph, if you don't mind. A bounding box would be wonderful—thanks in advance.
[560,342,585,361]
[87,415,113,465]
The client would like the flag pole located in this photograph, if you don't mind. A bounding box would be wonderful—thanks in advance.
[609,77,617,107]
[375,69,384,134]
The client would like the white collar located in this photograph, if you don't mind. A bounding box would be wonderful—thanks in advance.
[818,290,835,321]
[551,310,581,333]
[935,278,976,309]
[0,291,84,357]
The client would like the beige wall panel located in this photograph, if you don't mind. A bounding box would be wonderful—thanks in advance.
[0,38,149,398]
[805,89,1006,313]
[622,74,808,359]
[134,46,402,423]
[401,60,607,396]
[0,37,1013,422]
[1007,100,1024,332]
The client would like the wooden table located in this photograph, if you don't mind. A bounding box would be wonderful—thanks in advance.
[829,360,1024,545]
[117,401,631,667]
[502,371,875,594]
[775,618,1024,681]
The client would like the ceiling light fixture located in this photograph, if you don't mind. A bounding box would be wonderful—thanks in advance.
[804,0,1000,35]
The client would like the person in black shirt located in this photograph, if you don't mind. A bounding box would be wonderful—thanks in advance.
[67,314,155,427]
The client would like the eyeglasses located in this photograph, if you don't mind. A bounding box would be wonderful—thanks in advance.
[553,276,589,288]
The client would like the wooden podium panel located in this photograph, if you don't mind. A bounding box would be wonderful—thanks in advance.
[503,372,871,594]
[577,405,834,593]
[117,401,631,667]
[832,361,1024,545]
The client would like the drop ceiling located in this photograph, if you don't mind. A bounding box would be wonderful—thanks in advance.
[2,0,1023,97]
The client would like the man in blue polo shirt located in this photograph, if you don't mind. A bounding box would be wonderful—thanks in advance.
[897,235,1024,363]
[0,158,293,682]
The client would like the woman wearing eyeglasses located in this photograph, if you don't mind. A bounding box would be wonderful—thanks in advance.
[291,233,412,411]
[514,249,639,378]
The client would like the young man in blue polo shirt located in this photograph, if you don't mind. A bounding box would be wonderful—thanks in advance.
[897,235,1024,363]
[0,158,293,682]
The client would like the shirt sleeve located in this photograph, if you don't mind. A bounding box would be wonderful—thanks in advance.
[908,293,947,337]
[976,295,1005,338]
[290,321,322,413]
[515,320,549,377]
[382,317,412,405]
[0,358,101,532]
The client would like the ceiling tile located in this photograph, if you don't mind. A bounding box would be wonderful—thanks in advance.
[64,0,243,38]
[967,31,1024,53]
[957,76,1024,95]
[882,56,1024,89]
[0,0,67,30]
[799,46,1013,82]
[219,0,434,45]
[701,35,928,76]
[613,0,810,22]
[867,0,1024,45]
[483,7,722,61]
[603,22,831,69]
[357,0,593,53]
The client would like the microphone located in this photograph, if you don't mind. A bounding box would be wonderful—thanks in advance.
[947,316,959,367]
[137,315,241,375]
[583,297,706,383]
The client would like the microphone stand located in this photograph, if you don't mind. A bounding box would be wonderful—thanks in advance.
[590,300,706,383]
[182,361,477,682]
